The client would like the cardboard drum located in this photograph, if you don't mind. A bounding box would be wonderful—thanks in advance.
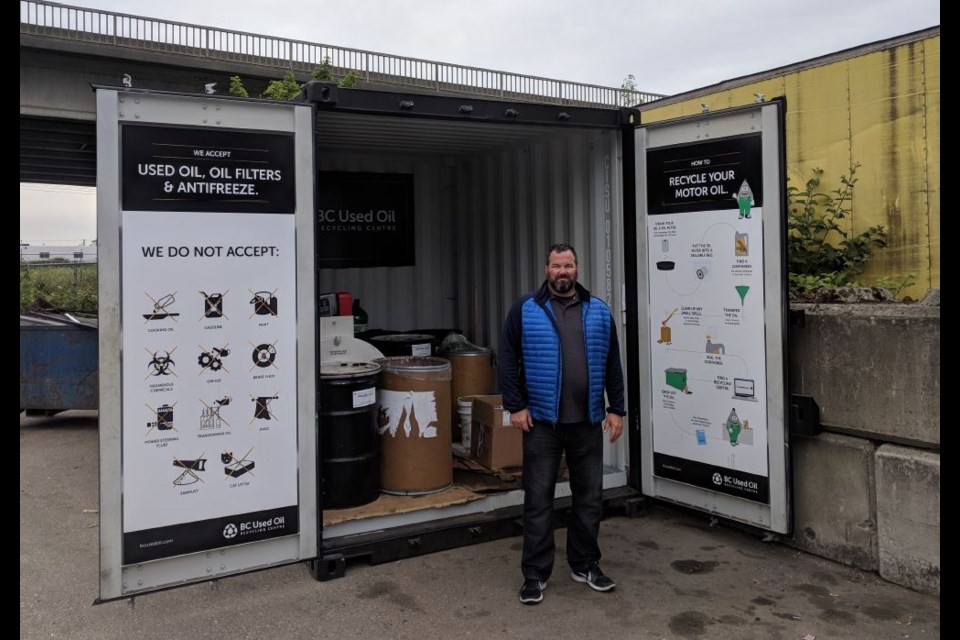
[375,356,453,495]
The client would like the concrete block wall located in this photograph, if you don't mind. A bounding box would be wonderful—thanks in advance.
[876,445,940,595]
[790,433,877,571]
[789,303,940,448]
[787,302,939,595]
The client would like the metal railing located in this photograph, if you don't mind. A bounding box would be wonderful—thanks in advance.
[20,0,664,107]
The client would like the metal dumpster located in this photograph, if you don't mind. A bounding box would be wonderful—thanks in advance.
[20,313,98,414]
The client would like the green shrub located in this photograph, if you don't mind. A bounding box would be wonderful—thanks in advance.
[261,70,303,101]
[228,75,249,98]
[874,273,917,299]
[338,69,359,88]
[787,163,887,297]
[312,57,334,81]
[20,264,98,314]
[313,57,359,87]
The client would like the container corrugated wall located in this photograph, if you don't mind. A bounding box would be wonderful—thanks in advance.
[317,127,624,354]
[317,154,456,333]
[641,30,940,299]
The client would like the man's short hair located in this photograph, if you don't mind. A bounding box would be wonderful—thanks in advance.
[547,242,578,265]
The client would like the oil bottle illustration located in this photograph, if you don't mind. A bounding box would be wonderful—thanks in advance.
[734,232,749,256]
[725,407,742,446]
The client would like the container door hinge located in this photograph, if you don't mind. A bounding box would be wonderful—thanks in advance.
[303,81,339,107]
[790,394,821,436]
[789,309,806,328]
[624,496,650,519]
[310,553,346,582]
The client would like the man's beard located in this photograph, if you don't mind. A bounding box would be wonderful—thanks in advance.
[551,277,574,294]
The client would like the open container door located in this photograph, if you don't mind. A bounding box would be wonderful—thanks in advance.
[97,88,318,600]
[633,102,791,533]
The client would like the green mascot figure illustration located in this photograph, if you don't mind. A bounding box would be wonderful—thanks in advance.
[725,407,742,446]
[733,179,754,219]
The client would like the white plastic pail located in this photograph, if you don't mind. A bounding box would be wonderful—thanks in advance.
[457,396,474,451]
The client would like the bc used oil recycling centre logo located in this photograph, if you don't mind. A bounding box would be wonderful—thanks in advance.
[223,517,287,540]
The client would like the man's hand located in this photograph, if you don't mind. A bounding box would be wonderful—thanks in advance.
[511,408,534,432]
[603,413,623,443]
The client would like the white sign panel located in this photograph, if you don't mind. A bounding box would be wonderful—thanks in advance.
[637,104,789,532]
[98,90,317,599]
[121,211,298,559]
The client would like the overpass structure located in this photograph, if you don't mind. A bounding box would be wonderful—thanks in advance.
[20,0,663,186]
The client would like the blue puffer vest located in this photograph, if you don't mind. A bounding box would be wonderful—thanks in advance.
[520,293,611,424]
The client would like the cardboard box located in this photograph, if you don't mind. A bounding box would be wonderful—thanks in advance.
[471,395,511,427]
[470,419,523,470]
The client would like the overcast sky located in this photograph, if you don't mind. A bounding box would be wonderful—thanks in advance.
[20,0,939,244]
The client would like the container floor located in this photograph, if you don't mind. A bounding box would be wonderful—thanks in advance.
[321,451,563,527]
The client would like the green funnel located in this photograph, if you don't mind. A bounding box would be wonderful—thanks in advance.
[735,285,750,306]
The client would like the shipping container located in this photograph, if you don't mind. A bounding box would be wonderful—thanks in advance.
[96,84,788,598]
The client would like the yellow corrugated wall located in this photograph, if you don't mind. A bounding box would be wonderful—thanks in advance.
[642,34,940,298]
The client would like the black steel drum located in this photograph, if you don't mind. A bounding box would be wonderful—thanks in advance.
[319,361,381,509]
[369,333,435,357]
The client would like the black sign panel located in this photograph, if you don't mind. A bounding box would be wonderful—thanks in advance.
[123,505,299,563]
[316,172,415,268]
[654,453,770,503]
[121,124,295,213]
[647,134,762,215]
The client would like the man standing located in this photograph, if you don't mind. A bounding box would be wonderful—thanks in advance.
[499,242,626,605]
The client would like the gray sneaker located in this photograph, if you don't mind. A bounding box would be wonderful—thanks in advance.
[571,563,616,592]
[519,578,547,604]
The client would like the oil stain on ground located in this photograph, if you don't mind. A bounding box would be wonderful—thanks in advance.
[671,559,719,574]
[359,580,424,612]
[773,612,801,621]
[795,583,830,598]
[669,610,711,637]
[818,609,857,625]
[862,604,902,621]
[811,570,838,585]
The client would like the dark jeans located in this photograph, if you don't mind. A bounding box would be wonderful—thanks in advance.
[521,420,603,581]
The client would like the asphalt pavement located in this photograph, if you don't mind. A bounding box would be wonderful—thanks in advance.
[21,411,940,639]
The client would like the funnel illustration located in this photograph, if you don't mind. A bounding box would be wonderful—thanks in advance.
[735,285,750,306]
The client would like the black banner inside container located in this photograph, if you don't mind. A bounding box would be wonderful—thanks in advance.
[316,171,415,268]
[121,124,295,213]
[647,134,762,215]
[123,505,299,564]
[654,453,770,504]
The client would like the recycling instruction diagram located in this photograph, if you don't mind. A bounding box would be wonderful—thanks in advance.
[645,134,770,503]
